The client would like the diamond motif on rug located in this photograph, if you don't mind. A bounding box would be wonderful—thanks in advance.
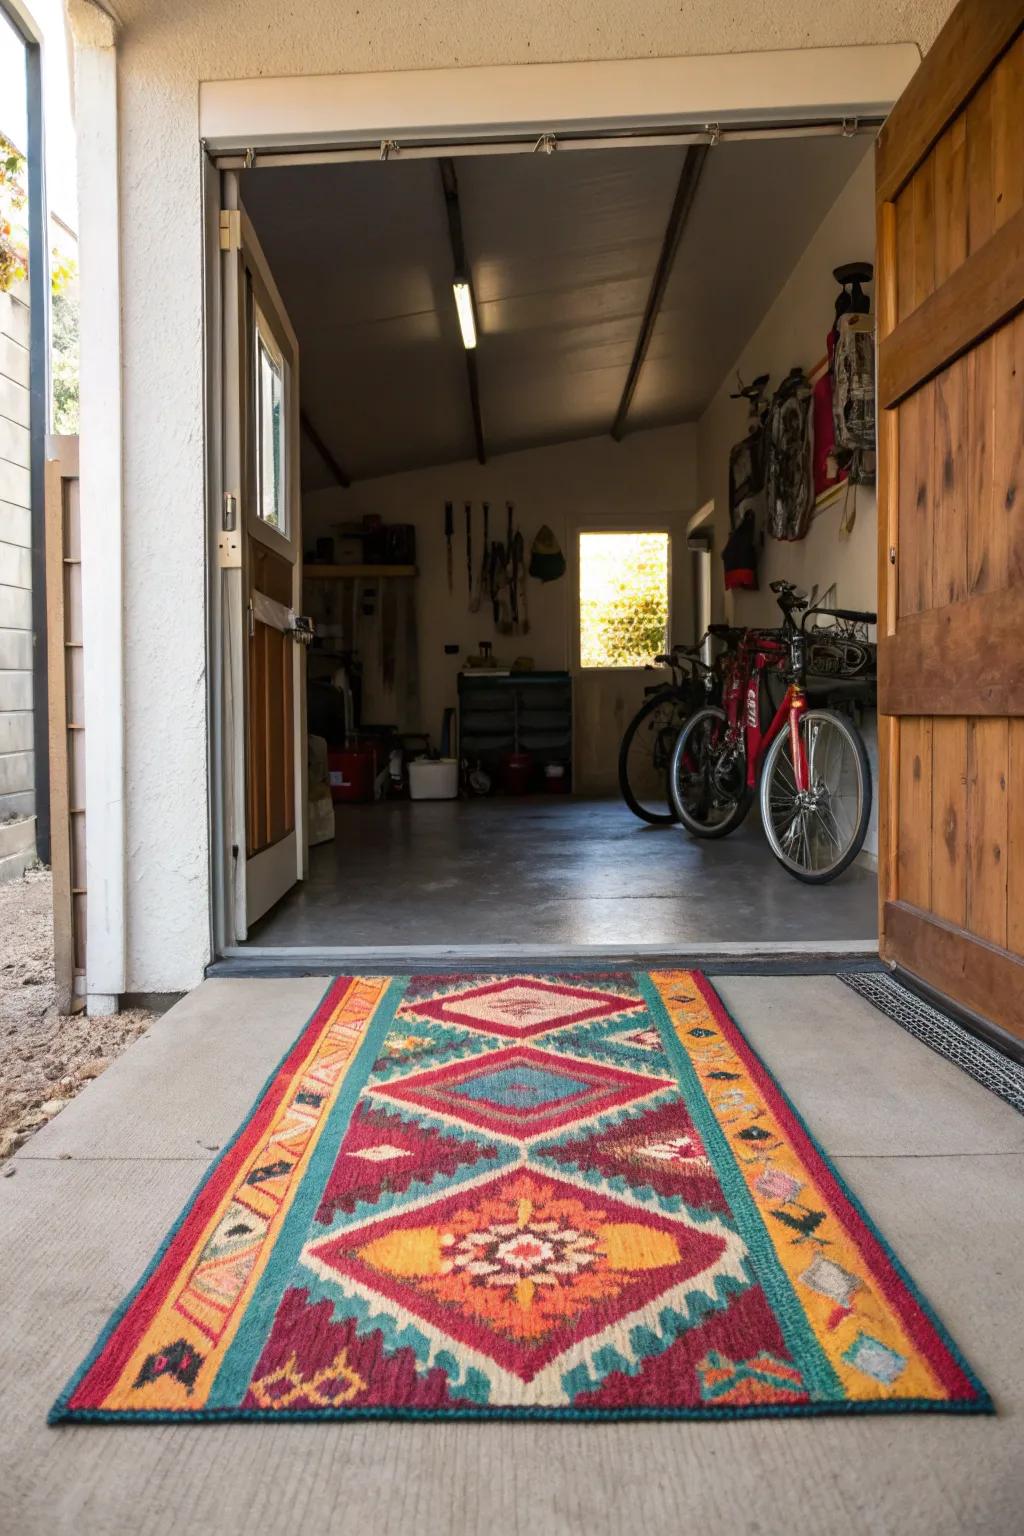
[370,1044,671,1140]
[399,976,644,1040]
[303,1167,733,1383]
[535,1098,729,1215]
[315,1101,507,1224]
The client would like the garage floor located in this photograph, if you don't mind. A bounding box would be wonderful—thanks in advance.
[248,797,878,948]
[3,975,1022,1535]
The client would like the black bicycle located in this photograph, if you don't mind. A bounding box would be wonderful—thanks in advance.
[618,642,717,824]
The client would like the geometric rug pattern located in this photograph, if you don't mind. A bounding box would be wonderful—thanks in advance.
[50,972,991,1422]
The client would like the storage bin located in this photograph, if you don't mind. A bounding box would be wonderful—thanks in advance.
[408,758,459,800]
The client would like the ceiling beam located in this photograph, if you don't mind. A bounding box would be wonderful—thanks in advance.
[301,408,351,489]
[439,157,486,465]
[610,144,710,442]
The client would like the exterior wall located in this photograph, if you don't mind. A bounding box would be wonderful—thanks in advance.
[695,152,879,857]
[0,282,36,877]
[95,0,955,989]
[304,425,698,795]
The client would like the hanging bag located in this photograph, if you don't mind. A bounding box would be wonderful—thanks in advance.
[832,312,876,484]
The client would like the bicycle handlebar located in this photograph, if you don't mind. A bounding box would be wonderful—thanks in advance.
[804,605,877,626]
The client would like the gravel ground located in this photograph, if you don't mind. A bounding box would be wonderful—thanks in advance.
[0,867,153,1161]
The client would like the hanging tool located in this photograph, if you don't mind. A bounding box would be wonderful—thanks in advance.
[444,501,454,594]
[511,526,528,634]
[465,501,473,600]
[505,503,519,631]
[490,536,503,625]
[475,501,490,617]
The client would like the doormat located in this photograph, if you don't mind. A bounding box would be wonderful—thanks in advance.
[50,973,990,1423]
[840,971,1024,1116]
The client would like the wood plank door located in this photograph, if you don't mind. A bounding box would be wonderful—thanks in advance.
[221,189,306,937]
[876,0,1024,1041]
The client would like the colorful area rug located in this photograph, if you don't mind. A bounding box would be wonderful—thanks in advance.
[51,972,990,1423]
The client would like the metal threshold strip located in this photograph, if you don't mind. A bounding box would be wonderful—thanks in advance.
[209,938,881,978]
[212,115,882,170]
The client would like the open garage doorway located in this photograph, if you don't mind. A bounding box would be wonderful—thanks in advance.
[211,116,882,961]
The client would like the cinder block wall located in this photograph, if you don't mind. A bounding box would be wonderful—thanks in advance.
[0,283,37,879]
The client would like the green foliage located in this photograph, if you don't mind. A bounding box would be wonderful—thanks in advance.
[51,288,80,433]
[579,533,669,668]
[0,134,27,293]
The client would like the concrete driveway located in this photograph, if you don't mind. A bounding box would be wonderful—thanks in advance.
[2,976,1023,1536]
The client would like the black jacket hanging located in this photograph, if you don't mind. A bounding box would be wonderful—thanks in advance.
[722,508,758,591]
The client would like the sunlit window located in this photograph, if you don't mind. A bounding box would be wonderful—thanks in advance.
[578,532,670,669]
[255,307,287,532]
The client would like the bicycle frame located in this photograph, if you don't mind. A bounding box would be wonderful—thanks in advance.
[719,639,810,792]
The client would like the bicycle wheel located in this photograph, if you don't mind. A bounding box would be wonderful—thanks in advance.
[618,690,692,824]
[668,706,753,838]
[759,708,871,882]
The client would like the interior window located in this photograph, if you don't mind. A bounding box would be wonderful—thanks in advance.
[255,309,287,532]
[578,531,670,669]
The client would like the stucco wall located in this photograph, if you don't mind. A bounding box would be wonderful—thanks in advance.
[107,0,956,989]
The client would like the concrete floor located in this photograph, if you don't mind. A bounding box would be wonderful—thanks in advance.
[3,974,1023,1536]
[249,798,878,948]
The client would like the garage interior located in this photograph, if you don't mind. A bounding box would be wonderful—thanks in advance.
[235,129,881,951]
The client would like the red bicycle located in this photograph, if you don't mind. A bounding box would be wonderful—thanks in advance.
[668,582,873,882]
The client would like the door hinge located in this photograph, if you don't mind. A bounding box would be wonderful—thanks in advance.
[247,598,256,639]
[217,493,241,567]
[219,209,241,252]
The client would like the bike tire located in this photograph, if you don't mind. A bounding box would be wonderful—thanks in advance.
[617,689,690,825]
[759,708,871,883]
[668,705,754,839]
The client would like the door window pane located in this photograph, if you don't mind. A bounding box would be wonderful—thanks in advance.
[578,532,670,668]
[255,312,286,532]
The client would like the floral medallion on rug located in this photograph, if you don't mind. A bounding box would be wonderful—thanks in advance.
[50,972,991,1423]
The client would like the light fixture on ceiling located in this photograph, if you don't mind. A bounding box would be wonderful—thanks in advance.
[452,277,477,350]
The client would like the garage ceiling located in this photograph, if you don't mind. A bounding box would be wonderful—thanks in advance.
[239,134,870,488]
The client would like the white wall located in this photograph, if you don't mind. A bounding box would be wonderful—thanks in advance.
[696,151,879,856]
[697,152,878,626]
[85,0,955,988]
[304,424,698,792]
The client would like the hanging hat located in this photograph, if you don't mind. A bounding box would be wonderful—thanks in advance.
[529,525,566,582]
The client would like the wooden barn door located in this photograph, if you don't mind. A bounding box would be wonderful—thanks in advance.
[876,0,1024,1040]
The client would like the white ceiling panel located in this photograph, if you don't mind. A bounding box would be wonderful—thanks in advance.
[242,159,472,484]
[627,135,872,427]
[455,147,685,454]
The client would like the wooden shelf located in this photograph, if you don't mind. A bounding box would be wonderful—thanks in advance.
[303,563,417,579]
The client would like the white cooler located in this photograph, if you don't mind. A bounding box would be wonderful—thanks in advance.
[408,758,459,800]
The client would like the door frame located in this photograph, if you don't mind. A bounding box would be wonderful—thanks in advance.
[204,48,917,959]
[208,169,306,950]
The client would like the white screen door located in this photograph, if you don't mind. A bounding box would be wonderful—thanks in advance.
[219,184,306,939]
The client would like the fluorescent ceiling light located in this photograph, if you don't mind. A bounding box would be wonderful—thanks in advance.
[452,279,477,350]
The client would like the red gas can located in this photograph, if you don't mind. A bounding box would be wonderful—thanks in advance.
[328,747,376,803]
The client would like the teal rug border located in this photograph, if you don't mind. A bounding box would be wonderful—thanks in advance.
[49,969,993,1425]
